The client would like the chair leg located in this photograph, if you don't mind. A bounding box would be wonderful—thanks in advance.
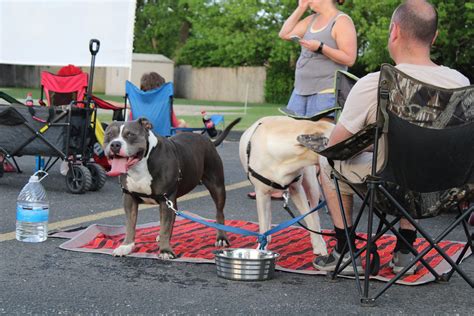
[9,156,22,173]
[441,207,473,282]
[331,186,439,280]
[330,176,363,296]
[361,183,377,306]
[379,186,474,288]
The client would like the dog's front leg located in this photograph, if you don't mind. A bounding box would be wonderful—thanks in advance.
[255,188,272,249]
[158,198,177,260]
[289,182,328,256]
[302,165,321,209]
[113,194,139,256]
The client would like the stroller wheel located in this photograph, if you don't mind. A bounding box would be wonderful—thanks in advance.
[87,163,107,191]
[66,165,92,194]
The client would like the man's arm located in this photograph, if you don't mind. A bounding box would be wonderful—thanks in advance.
[327,122,354,147]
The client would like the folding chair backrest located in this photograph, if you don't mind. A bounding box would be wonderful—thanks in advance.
[41,71,88,107]
[334,70,359,121]
[377,64,474,194]
[126,80,174,137]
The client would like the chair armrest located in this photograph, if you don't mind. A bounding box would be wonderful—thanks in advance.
[298,123,377,161]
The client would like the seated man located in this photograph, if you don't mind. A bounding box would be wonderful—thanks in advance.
[308,0,470,274]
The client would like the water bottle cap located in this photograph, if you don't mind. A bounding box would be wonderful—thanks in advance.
[29,175,40,182]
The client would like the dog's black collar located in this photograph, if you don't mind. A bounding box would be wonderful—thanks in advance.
[246,122,301,190]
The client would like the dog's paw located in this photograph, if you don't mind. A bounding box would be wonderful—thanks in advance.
[158,249,176,260]
[113,243,135,257]
[215,238,230,247]
[312,240,328,256]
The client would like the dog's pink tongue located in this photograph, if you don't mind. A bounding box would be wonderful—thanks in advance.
[107,158,128,177]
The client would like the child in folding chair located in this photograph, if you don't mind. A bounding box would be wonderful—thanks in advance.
[139,72,188,128]
[299,0,469,275]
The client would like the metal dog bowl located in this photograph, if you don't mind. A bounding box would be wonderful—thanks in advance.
[213,248,280,281]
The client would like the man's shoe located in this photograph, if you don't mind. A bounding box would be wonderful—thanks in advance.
[313,249,363,275]
[390,249,417,275]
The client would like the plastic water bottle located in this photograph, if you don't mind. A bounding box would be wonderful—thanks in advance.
[25,92,34,106]
[201,111,218,137]
[16,173,49,242]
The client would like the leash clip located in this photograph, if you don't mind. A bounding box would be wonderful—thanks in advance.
[164,195,178,214]
[282,190,290,208]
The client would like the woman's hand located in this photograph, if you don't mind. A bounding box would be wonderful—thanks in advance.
[299,39,321,52]
[298,0,310,10]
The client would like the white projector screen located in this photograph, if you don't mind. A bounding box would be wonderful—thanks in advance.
[0,0,136,67]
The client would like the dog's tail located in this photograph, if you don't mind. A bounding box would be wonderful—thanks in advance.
[212,117,242,147]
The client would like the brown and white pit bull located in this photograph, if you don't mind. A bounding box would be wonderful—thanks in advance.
[239,116,334,256]
[104,117,240,259]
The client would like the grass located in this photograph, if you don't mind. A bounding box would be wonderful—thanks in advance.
[1,87,284,130]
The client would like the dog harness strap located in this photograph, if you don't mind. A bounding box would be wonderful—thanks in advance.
[248,166,301,190]
[246,122,301,190]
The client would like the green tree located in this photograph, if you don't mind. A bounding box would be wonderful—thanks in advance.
[133,0,193,58]
[175,0,285,67]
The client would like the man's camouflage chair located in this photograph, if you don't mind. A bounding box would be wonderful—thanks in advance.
[299,63,473,305]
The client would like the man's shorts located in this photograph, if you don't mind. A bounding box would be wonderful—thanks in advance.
[320,147,385,195]
[287,90,335,117]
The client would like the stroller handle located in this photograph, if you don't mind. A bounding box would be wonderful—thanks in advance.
[89,39,100,56]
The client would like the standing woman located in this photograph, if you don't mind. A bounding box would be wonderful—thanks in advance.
[279,0,357,119]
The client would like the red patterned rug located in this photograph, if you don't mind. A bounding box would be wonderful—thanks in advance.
[56,212,471,285]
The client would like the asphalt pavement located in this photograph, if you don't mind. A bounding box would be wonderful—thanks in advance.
[0,138,472,315]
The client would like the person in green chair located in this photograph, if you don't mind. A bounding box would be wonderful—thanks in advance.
[279,0,357,120]
[247,0,357,201]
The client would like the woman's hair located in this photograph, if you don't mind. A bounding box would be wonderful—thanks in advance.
[336,0,345,5]
[140,72,166,91]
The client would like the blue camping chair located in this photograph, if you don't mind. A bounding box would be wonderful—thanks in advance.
[125,81,224,137]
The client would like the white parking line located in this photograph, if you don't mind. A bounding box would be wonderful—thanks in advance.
[0,180,251,242]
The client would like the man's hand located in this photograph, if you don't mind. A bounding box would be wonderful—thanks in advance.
[299,39,321,52]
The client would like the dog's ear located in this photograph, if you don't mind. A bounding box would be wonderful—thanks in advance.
[138,117,153,131]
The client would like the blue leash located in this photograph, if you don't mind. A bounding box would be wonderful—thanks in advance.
[172,200,327,250]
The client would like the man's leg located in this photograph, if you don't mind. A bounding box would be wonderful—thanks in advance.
[312,156,362,273]
[391,218,417,274]
[320,168,356,253]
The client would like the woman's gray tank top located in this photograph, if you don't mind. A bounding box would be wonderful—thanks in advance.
[294,12,348,96]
